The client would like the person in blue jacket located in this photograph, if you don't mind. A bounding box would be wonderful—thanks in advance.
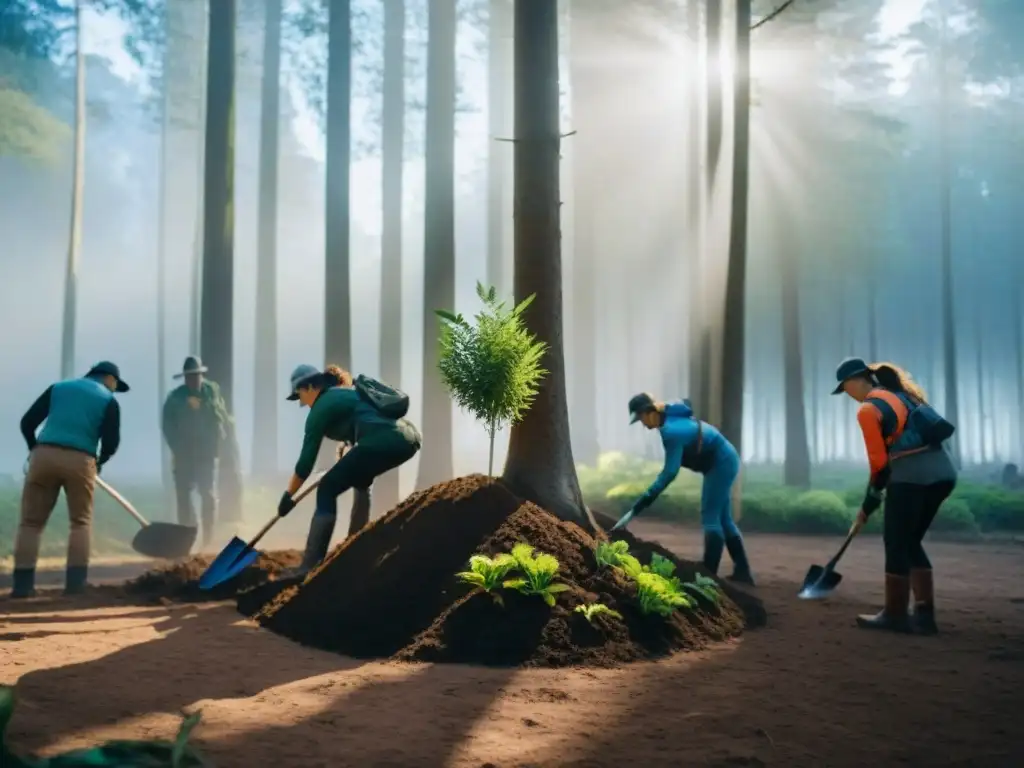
[612,393,754,585]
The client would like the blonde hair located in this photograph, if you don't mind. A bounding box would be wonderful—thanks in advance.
[869,361,927,404]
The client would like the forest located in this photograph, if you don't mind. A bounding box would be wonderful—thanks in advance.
[1,0,1023,543]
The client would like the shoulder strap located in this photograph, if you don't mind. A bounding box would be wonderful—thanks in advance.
[865,389,911,444]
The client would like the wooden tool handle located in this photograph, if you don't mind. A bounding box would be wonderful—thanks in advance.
[96,476,151,528]
[247,473,327,549]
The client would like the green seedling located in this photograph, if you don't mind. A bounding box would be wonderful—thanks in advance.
[595,540,631,568]
[503,543,571,607]
[635,571,693,617]
[574,602,623,624]
[456,553,518,605]
[647,553,676,579]
[683,572,722,604]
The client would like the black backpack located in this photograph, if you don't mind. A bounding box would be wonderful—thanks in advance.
[354,374,409,420]
[867,391,955,447]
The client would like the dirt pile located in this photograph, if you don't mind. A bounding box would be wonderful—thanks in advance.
[121,550,302,603]
[251,475,765,667]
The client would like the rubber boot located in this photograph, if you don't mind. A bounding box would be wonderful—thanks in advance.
[300,514,337,573]
[64,565,88,596]
[724,535,756,586]
[910,568,938,636]
[856,574,912,633]
[347,488,371,537]
[702,531,725,575]
[10,568,36,599]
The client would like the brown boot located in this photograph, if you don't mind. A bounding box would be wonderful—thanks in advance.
[910,568,938,635]
[856,574,912,633]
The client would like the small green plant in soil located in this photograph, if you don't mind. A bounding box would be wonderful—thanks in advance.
[595,540,631,568]
[456,553,518,605]
[635,571,694,616]
[574,602,623,624]
[503,543,571,607]
[683,573,721,604]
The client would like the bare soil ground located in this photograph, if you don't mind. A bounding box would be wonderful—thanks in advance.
[2,523,1023,768]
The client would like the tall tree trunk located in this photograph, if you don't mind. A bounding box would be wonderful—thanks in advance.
[487,0,511,295]
[686,0,703,403]
[416,0,457,489]
[719,0,751,455]
[502,0,594,533]
[157,7,172,492]
[251,0,282,479]
[376,0,406,512]
[974,300,986,463]
[937,0,960,466]
[190,0,209,355]
[780,234,810,487]
[324,0,352,369]
[566,0,599,466]
[61,0,85,380]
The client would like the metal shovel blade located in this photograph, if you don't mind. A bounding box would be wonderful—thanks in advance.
[797,565,843,600]
[198,537,261,590]
[131,523,198,560]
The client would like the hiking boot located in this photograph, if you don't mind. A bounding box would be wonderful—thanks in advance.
[64,566,89,596]
[910,568,938,635]
[300,513,337,572]
[724,535,756,586]
[10,568,36,599]
[702,531,725,575]
[856,574,912,633]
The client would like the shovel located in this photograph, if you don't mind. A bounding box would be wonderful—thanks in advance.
[96,477,198,560]
[198,473,325,591]
[797,519,863,600]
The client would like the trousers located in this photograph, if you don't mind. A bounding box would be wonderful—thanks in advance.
[883,480,955,576]
[173,455,216,541]
[699,450,742,539]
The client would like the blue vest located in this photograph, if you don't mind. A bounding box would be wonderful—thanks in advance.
[37,377,114,456]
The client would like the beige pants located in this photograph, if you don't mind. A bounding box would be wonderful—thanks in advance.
[14,444,96,569]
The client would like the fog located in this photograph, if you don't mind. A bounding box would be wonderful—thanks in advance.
[1,0,1022,489]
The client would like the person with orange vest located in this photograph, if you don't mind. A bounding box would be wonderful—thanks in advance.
[832,357,957,635]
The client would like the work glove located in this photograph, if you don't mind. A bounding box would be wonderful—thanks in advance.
[277,491,297,518]
[611,507,636,532]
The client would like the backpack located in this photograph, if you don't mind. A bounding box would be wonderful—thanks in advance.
[866,391,955,448]
[354,374,409,420]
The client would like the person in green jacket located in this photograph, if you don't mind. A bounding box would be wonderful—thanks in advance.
[161,356,231,547]
[278,364,421,572]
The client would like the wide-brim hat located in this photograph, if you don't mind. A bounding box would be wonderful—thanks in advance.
[831,357,871,395]
[86,361,130,393]
[173,355,208,379]
[286,364,321,401]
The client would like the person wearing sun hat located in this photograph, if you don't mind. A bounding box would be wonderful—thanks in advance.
[10,361,129,598]
[280,363,421,574]
[612,392,754,585]
[162,355,232,546]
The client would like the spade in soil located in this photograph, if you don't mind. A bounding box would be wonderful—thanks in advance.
[799,523,860,600]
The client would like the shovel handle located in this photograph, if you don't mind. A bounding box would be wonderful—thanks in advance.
[245,473,327,550]
[96,476,151,528]
[826,524,861,570]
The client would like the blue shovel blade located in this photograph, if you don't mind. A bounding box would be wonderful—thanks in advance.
[199,536,261,590]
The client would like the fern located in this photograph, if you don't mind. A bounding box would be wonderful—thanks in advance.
[683,573,722,604]
[456,553,518,605]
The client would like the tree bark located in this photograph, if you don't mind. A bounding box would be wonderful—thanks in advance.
[416,0,457,489]
[200,0,236,407]
[376,0,406,512]
[190,0,209,357]
[61,0,85,380]
[502,0,594,533]
[566,0,599,466]
[251,0,282,479]
[157,3,172,493]
[686,0,704,405]
[487,0,512,295]
[719,0,751,456]
[937,0,961,466]
[780,233,811,487]
[324,0,352,369]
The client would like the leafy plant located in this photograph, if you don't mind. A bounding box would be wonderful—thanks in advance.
[683,573,721,604]
[594,540,631,568]
[456,553,518,605]
[574,602,623,624]
[647,553,677,579]
[635,572,693,617]
[435,283,549,475]
[503,543,571,607]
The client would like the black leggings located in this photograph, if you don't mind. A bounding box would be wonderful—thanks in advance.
[883,480,955,576]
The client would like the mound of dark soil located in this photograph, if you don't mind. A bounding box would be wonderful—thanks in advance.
[252,475,765,667]
[121,550,302,603]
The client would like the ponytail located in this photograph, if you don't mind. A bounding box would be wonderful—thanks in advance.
[869,362,927,405]
[323,364,353,388]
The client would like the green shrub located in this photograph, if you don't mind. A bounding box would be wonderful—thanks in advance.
[951,485,1024,531]
[783,491,853,535]
[931,498,980,534]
